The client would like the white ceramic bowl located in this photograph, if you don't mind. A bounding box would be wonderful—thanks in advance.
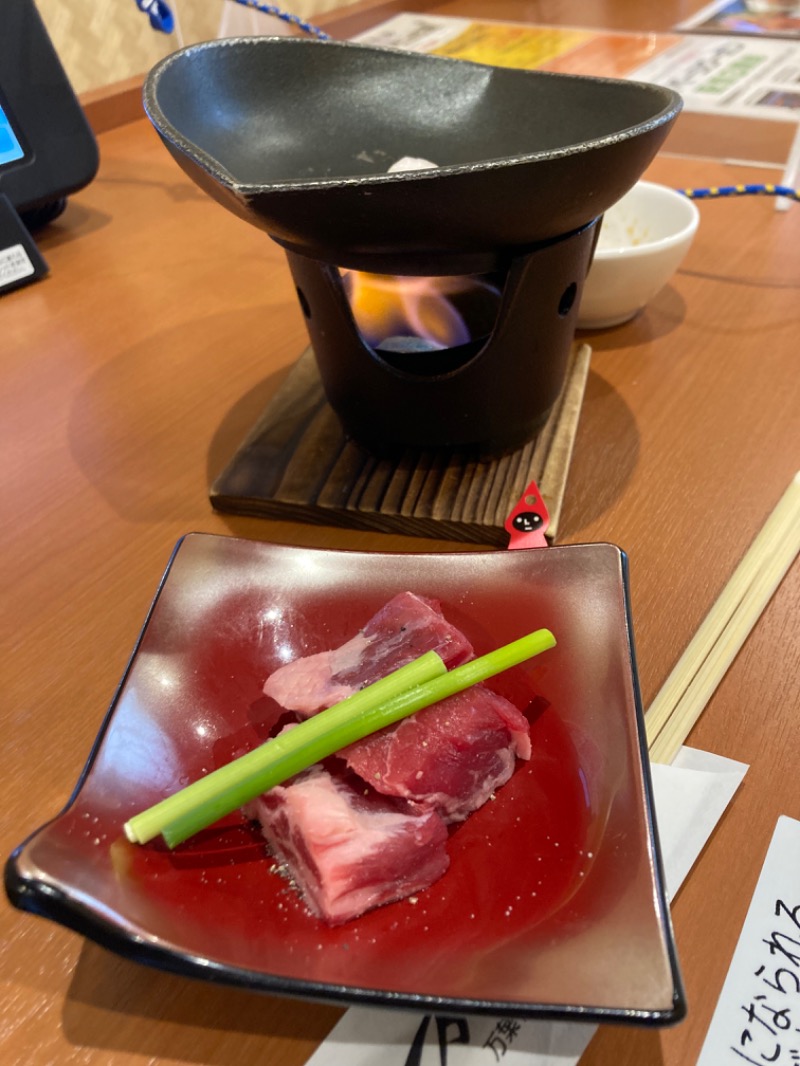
[578,181,700,329]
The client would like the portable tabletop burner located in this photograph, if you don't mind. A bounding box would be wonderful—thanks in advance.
[143,37,680,536]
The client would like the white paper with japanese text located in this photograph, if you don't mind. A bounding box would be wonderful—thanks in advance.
[696,815,800,1066]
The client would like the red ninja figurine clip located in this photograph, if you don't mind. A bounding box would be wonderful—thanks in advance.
[504,479,550,549]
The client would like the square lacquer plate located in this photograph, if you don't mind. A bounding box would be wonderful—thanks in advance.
[5,533,685,1025]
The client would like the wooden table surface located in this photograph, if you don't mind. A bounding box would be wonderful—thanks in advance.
[2,2,799,1064]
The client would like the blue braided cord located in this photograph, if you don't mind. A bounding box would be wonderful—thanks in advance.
[680,183,799,201]
[230,0,331,39]
[133,0,330,39]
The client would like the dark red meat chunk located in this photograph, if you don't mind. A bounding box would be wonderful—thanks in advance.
[262,592,474,715]
[342,683,531,823]
[247,766,449,925]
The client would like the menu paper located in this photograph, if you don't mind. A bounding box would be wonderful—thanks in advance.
[354,13,800,123]
[353,14,680,80]
[677,1,800,39]
[304,747,748,1066]
[629,35,800,123]
[696,815,800,1066]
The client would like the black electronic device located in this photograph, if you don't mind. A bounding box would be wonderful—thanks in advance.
[0,0,99,290]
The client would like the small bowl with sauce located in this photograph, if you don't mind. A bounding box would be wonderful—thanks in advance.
[578,180,700,329]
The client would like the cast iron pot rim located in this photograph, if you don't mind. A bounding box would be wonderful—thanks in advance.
[142,35,683,196]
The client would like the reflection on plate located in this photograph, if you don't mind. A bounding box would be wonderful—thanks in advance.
[5,534,684,1025]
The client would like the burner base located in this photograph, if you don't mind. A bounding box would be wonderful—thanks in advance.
[286,221,598,452]
[210,343,590,545]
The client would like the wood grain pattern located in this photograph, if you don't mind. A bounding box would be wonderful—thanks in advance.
[1,3,798,1065]
[211,343,590,542]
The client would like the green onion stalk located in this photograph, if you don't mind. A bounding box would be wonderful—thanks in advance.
[124,628,555,849]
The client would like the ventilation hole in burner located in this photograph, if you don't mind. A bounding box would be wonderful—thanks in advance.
[558,282,578,317]
[296,287,311,319]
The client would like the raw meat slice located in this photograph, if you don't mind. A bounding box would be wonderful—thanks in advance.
[263,591,474,715]
[248,766,449,925]
[342,683,531,823]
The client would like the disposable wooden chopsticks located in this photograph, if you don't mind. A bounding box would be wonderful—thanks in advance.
[646,471,800,765]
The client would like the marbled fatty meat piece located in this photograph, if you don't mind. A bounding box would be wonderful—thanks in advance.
[249,766,449,925]
[262,592,474,715]
[342,683,532,823]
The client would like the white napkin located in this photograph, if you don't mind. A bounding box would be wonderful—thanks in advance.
[304,747,748,1066]
[649,746,749,903]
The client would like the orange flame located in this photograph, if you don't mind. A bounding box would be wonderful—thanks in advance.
[342,272,499,351]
